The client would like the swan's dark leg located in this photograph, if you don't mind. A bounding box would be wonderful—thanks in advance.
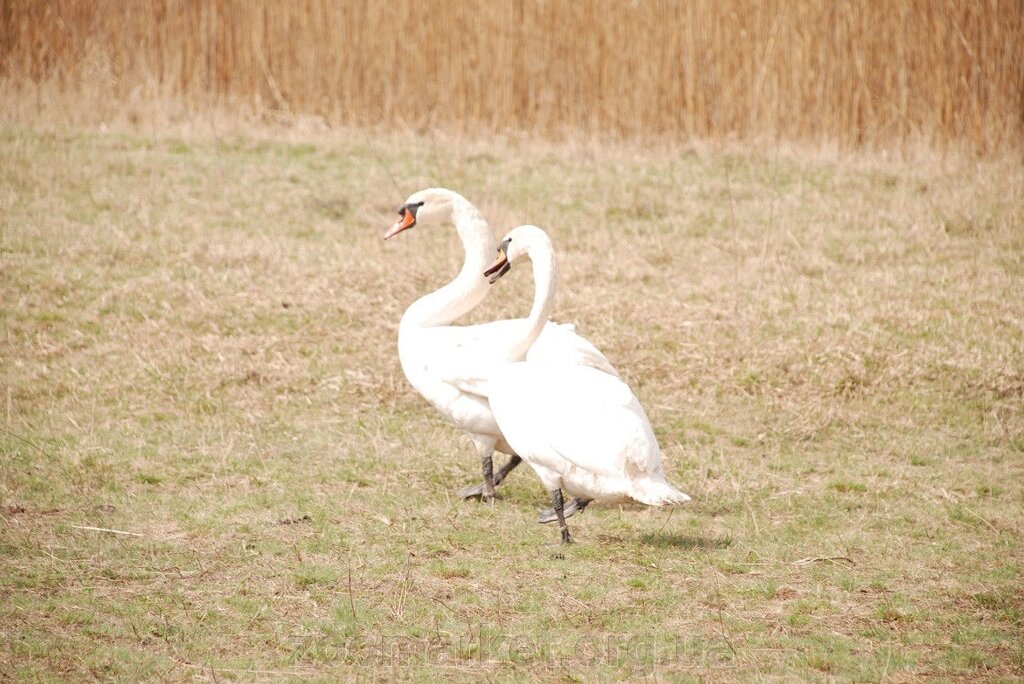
[493,455,522,486]
[481,454,495,504]
[538,497,591,524]
[457,454,522,500]
[551,488,572,544]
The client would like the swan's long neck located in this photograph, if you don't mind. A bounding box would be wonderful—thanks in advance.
[507,242,556,362]
[400,197,495,329]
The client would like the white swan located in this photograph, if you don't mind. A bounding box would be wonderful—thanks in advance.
[384,188,618,510]
[461,225,691,544]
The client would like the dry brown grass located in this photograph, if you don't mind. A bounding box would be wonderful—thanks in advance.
[1,99,1023,679]
[2,0,1022,152]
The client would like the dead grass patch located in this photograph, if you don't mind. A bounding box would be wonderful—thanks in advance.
[1,117,1022,680]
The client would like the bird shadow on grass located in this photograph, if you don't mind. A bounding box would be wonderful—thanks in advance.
[637,533,733,551]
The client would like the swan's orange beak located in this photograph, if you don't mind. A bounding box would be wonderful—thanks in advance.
[484,250,511,284]
[384,206,417,240]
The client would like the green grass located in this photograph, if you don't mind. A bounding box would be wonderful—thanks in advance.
[1,123,1022,681]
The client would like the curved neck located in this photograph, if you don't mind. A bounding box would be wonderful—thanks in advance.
[400,196,495,329]
[507,247,556,362]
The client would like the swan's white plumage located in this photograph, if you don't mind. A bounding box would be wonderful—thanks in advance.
[523,322,618,378]
[484,362,689,504]
[463,225,691,509]
[399,317,617,450]
[391,188,617,463]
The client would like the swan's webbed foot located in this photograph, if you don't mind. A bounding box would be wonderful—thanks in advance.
[538,497,590,524]
[456,482,486,500]
[456,455,523,500]
[550,488,573,545]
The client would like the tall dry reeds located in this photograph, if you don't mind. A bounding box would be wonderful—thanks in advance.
[2,0,1022,151]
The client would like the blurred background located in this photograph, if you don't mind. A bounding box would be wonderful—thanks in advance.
[2,0,1022,153]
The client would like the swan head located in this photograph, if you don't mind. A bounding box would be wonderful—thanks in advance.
[384,188,460,239]
[483,225,552,284]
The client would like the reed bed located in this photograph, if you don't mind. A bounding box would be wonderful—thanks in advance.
[2,0,1022,151]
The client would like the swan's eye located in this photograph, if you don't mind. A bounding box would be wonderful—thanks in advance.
[498,237,512,253]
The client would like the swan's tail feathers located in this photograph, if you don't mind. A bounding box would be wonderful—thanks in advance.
[631,478,692,507]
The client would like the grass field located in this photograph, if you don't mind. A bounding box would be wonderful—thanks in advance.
[1,121,1023,681]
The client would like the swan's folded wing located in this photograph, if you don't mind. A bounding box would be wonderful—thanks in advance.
[447,319,618,376]
[409,317,619,405]
[417,319,617,384]
[413,328,499,398]
[527,323,619,378]
[496,364,655,479]
[442,363,492,399]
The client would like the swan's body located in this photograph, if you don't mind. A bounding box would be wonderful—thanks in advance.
[386,188,617,502]
[486,363,690,506]
[462,226,690,543]
[401,319,612,445]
